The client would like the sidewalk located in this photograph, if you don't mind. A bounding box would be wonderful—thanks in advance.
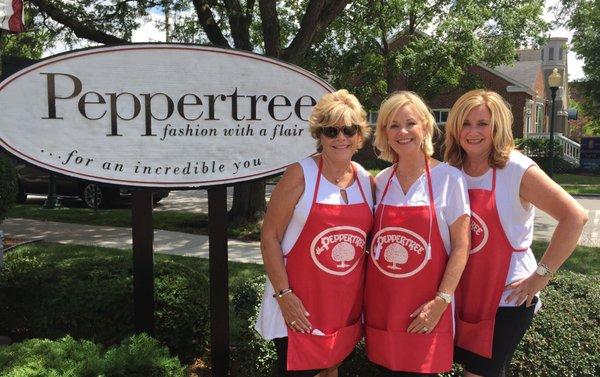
[2,218,263,264]
[2,191,598,263]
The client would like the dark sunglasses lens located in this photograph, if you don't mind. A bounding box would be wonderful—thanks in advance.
[342,125,359,136]
[321,125,359,138]
[322,126,340,138]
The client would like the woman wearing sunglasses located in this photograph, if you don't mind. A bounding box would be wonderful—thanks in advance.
[255,89,374,377]
[364,91,470,376]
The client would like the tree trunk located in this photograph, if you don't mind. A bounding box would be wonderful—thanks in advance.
[229,180,266,225]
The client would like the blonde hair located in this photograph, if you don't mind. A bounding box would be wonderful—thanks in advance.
[373,91,438,162]
[308,89,370,149]
[443,89,514,168]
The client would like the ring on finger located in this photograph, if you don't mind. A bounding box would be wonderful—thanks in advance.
[289,320,297,327]
[422,326,428,332]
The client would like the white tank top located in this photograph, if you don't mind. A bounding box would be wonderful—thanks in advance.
[255,157,374,340]
[462,151,539,307]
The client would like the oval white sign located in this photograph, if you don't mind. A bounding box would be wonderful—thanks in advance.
[0,44,333,187]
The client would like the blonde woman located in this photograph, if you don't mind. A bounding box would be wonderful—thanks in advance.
[255,90,374,377]
[364,91,470,376]
[444,89,588,377]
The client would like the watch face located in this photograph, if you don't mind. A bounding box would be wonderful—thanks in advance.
[536,266,548,276]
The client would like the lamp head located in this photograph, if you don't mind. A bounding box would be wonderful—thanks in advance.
[548,68,562,88]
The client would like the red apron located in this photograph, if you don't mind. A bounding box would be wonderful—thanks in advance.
[454,168,527,358]
[285,158,374,371]
[364,158,453,373]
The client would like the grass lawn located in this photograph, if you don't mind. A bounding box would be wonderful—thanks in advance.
[7,204,208,233]
[553,173,600,195]
[531,241,600,275]
[6,204,265,239]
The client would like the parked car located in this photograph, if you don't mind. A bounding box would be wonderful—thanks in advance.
[3,152,169,208]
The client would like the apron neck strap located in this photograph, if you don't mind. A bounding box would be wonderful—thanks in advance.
[424,157,436,215]
[314,157,366,205]
[313,157,324,204]
[353,163,369,204]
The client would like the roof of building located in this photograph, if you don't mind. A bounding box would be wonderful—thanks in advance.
[493,60,541,93]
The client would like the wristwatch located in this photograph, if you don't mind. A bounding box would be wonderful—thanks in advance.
[535,262,554,277]
[436,292,452,304]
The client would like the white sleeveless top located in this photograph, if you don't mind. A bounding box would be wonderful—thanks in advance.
[462,151,539,307]
[375,162,470,254]
[255,157,374,340]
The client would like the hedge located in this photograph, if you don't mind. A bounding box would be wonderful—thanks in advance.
[232,273,600,377]
[0,244,209,362]
[0,155,17,223]
[0,334,186,376]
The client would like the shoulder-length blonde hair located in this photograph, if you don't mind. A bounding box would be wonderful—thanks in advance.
[444,89,514,168]
[373,91,438,162]
[308,89,370,150]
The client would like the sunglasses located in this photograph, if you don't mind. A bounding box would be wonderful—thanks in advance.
[320,124,360,138]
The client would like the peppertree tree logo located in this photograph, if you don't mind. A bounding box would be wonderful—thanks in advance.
[370,227,430,278]
[469,212,489,255]
[310,226,367,276]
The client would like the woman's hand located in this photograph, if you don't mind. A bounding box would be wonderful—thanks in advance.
[505,274,551,307]
[407,297,449,334]
[277,293,313,333]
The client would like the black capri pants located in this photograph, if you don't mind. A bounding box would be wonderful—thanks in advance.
[273,337,324,377]
[454,297,537,377]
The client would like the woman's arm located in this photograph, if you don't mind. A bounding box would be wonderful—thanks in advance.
[408,213,470,333]
[505,166,588,306]
[260,162,312,333]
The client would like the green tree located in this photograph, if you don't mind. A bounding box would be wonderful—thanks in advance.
[559,0,600,135]
[2,0,351,224]
[304,0,548,108]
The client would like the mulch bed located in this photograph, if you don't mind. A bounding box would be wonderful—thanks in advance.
[2,236,24,250]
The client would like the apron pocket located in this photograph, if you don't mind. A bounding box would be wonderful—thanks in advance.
[286,320,362,371]
[364,325,453,373]
[455,316,494,358]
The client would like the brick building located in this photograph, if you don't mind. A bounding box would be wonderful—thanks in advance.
[367,37,570,138]
[356,37,573,165]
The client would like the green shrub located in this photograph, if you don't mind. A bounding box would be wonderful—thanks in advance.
[510,272,600,377]
[0,244,209,362]
[0,334,186,376]
[230,275,277,377]
[0,155,18,223]
[231,272,599,377]
[515,138,578,173]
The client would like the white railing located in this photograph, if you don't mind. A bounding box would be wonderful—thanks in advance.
[528,133,580,164]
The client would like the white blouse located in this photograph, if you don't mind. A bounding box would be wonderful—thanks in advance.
[255,157,374,340]
[375,162,470,254]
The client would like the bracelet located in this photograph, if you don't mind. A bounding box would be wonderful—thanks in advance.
[272,288,293,298]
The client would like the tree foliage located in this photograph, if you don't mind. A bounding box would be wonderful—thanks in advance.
[304,0,548,108]
[558,0,600,134]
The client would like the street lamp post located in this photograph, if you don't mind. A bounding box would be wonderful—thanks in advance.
[547,68,562,178]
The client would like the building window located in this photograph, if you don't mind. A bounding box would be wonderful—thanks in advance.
[535,103,544,133]
[432,109,450,126]
[549,47,554,60]
[559,48,563,60]
[541,49,544,61]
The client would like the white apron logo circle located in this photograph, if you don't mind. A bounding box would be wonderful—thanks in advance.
[370,227,430,278]
[310,226,367,276]
[469,211,489,255]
